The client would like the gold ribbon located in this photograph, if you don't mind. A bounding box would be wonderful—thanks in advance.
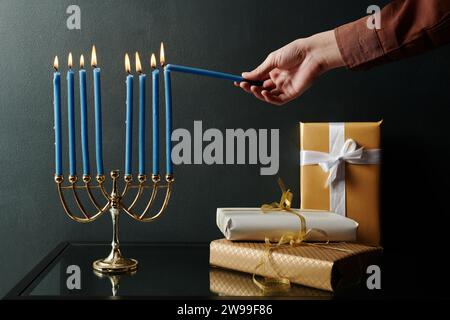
[254,178,350,293]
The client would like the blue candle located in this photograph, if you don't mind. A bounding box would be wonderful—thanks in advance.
[67,53,76,177]
[161,44,173,176]
[165,64,263,86]
[79,55,90,176]
[53,56,62,176]
[136,52,146,176]
[91,46,104,176]
[125,53,133,176]
[151,53,159,176]
[163,66,173,176]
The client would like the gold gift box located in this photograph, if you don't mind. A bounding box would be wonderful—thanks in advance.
[210,239,382,292]
[300,122,382,246]
[210,267,331,297]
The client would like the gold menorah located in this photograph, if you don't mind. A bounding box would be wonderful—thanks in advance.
[54,171,174,274]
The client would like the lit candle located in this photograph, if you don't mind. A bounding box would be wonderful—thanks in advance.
[91,46,104,177]
[53,56,62,176]
[136,52,146,177]
[161,44,173,176]
[124,53,133,177]
[151,51,159,177]
[165,64,263,86]
[79,55,90,176]
[67,53,76,177]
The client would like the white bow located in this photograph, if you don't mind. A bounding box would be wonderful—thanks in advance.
[300,122,381,216]
[318,139,364,187]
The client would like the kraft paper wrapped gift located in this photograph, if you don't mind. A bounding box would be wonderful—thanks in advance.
[209,239,382,292]
[210,267,331,297]
[217,208,358,242]
[300,122,382,246]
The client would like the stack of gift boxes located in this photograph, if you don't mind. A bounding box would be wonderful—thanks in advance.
[209,122,383,293]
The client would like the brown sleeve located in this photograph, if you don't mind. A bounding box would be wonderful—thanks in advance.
[335,0,450,70]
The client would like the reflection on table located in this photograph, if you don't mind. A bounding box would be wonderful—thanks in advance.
[26,243,334,298]
[209,267,332,298]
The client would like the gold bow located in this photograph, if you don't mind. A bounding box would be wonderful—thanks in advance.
[254,178,348,293]
[260,178,327,245]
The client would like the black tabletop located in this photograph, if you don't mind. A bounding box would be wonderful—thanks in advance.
[4,242,419,299]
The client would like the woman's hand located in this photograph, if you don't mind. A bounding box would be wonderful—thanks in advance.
[236,30,345,105]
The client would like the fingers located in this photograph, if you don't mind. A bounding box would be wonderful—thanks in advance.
[269,88,281,95]
[237,81,252,94]
[263,79,275,90]
[235,80,287,105]
[242,52,277,81]
[238,84,270,103]
[235,79,274,90]
[235,75,290,105]
[261,90,288,106]
[250,85,266,102]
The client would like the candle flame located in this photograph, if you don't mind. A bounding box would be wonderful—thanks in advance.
[91,45,97,68]
[68,53,73,69]
[125,53,131,74]
[53,56,59,71]
[160,42,165,66]
[80,54,85,69]
[151,53,157,69]
[135,52,142,74]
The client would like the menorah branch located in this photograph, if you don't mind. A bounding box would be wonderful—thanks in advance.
[55,175,110,223]
[84,179,108,212]
[125,174,151,211]
[120,174,173,222]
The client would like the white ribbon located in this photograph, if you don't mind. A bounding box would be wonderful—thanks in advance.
[300,123,381,216]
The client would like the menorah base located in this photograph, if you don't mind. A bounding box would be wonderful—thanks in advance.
[93,257,138,274]
[92,207,138,274]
